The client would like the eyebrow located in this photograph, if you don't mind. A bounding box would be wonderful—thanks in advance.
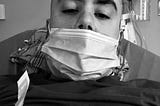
[95,0,117,11]
[57,0,117,11]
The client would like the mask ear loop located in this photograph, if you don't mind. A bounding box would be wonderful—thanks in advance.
[46,19,51,39]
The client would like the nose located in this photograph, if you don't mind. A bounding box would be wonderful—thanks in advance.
[75,11,95,31]
[78,24,93,30]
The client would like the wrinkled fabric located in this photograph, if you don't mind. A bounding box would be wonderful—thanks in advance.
[0,76,18,106]
[2,28,160,106]
[42,28,120,80]
[1,72,160,106]
[9,29,128,81]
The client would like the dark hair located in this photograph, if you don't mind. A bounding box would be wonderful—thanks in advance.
[122,0,133,14]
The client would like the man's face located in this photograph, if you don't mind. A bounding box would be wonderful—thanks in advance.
[50,0,122,39]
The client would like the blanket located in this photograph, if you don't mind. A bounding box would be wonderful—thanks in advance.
[1,72,160,106]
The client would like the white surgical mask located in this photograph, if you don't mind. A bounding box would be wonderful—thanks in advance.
[41,28,120,80]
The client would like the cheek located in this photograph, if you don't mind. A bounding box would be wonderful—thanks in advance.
[95,20,120,39]
[52,14,77,28]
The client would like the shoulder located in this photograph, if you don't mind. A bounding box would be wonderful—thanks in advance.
[0,28,48,75]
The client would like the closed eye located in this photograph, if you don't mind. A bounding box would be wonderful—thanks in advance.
[94,13,110,20]
[62,9,79,15]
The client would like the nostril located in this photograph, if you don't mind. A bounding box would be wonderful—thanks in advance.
[88,25,92,30]
[78,25,83,29]
[78,24,93,30]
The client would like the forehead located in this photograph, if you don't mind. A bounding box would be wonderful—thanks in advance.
[51,0,122,15]
[56,0,121,3]
[52,0,122,13]
[53,0,122,7]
